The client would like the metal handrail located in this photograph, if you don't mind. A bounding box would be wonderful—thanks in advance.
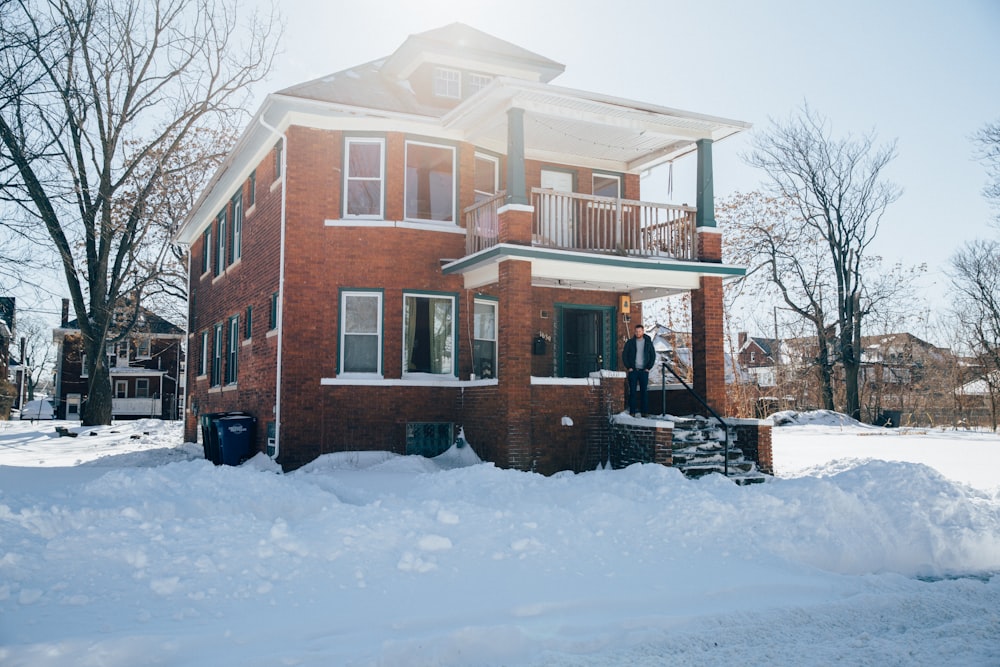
[659,359,730,476]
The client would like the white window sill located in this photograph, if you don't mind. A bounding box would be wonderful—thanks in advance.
[325,219,465,234]
[321,376,497,388]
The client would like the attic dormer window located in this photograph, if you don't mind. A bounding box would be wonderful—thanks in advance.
[433,67,461,99]
[468,73,492,95]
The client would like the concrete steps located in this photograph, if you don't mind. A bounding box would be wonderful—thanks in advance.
[669,415,768,485]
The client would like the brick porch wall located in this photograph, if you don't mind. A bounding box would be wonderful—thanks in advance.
[730,419,774,475]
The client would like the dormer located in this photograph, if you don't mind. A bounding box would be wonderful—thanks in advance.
[380,23,565,108]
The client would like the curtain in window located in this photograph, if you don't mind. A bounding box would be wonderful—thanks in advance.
[404,296,452,374]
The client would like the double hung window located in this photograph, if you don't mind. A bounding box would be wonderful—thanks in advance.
[344,138,384,218]
[202,227,212,274]
[405,141,455,222]
[231,192,243,262]
[211,324,223,387]
[340,291,382,374]
[199,331,209,376]
[473,299,497,379]
[215,209,226,277]
[226,315,239,384]
[433,67,461,99]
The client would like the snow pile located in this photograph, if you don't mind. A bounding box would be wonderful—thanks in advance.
[0,417,998,666]
[769,409,870,427]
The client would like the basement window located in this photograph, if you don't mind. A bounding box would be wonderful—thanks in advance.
[406,422,454,458]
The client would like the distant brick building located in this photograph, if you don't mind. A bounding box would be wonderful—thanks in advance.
[52,299,185,420]
[174,23,758,472]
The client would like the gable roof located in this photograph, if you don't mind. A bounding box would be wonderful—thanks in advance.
[380,23,565,83]
[61,307,183,337]
[279,22,564,115]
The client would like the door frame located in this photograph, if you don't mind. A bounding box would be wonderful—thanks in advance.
[555,303,617,378]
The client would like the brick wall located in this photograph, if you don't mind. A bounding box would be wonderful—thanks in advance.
[184,134,283,449]
[691,276,726,415]
[731,420,773,475]
[608,419,673,468]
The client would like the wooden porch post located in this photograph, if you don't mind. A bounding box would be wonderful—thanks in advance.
[506,107,529,206]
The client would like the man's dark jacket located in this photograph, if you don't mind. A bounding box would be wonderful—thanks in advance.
[622,334,656,371]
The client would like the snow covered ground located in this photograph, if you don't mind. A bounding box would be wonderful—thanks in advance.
[1,414,998,666]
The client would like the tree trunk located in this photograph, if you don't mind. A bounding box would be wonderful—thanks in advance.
[814,324,835,411]
[81,335,113,426]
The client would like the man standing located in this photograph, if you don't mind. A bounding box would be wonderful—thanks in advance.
[622,324,656,417]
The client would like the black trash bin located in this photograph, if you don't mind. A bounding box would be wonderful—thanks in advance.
[214,414,257,466]
[200,412,226,464]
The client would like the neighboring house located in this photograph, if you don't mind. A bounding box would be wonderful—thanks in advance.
[736,332,779,388]
[52,299,185,420]
[174,23,754,472]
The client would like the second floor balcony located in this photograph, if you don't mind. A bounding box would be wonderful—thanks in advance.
[466,189,697,260]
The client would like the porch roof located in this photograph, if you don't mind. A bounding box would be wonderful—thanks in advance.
[441,243,745,301]
[443,78,750,172]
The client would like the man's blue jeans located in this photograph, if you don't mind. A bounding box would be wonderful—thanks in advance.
[627,369,649,416]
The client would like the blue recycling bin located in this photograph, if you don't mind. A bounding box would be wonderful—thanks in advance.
[213,414,257,466]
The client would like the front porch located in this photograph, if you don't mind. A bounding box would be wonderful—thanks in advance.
[466,189,697,260]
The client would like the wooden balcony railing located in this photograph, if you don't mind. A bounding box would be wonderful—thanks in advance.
[532,189,696,259]
[464,190,506,255]
[463,189,697,260]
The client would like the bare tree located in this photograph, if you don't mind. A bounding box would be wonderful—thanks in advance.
[743,104,902,420]
[0,0,278,425]
[721,191,838,410]
[949,239,1000,430]
[12,314,54,402]
[973,119,1000,223]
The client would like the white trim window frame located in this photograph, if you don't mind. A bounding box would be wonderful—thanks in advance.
[81,353,89,378]
[474,152,500,203]
[433,67,461,99]
[211,323,223,387]
[402,291,456,377]
[201,226,212,275]
[339,290,383,376]
[226,315,239,385]
[592,172,622,199]
[404,140,456,223]
[468,73,492,96]
[231,190,243,262]
[115,380,128,399]
[199,331,209,377]
[215,208,226,277]
[344,137,385,219]
[136,336,151,359]
[135,378,150,398]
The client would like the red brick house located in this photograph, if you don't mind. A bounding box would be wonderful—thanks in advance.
[52,300,185,420]
[175,23,759,473]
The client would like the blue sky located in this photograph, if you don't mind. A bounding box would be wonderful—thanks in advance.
[263,0,999,329]
[11,0,999,338]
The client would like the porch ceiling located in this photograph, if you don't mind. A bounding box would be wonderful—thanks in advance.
[442,244,745,301]
[443,79,751,172]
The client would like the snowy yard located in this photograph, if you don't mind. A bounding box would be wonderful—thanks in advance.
[0,414,998,666]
